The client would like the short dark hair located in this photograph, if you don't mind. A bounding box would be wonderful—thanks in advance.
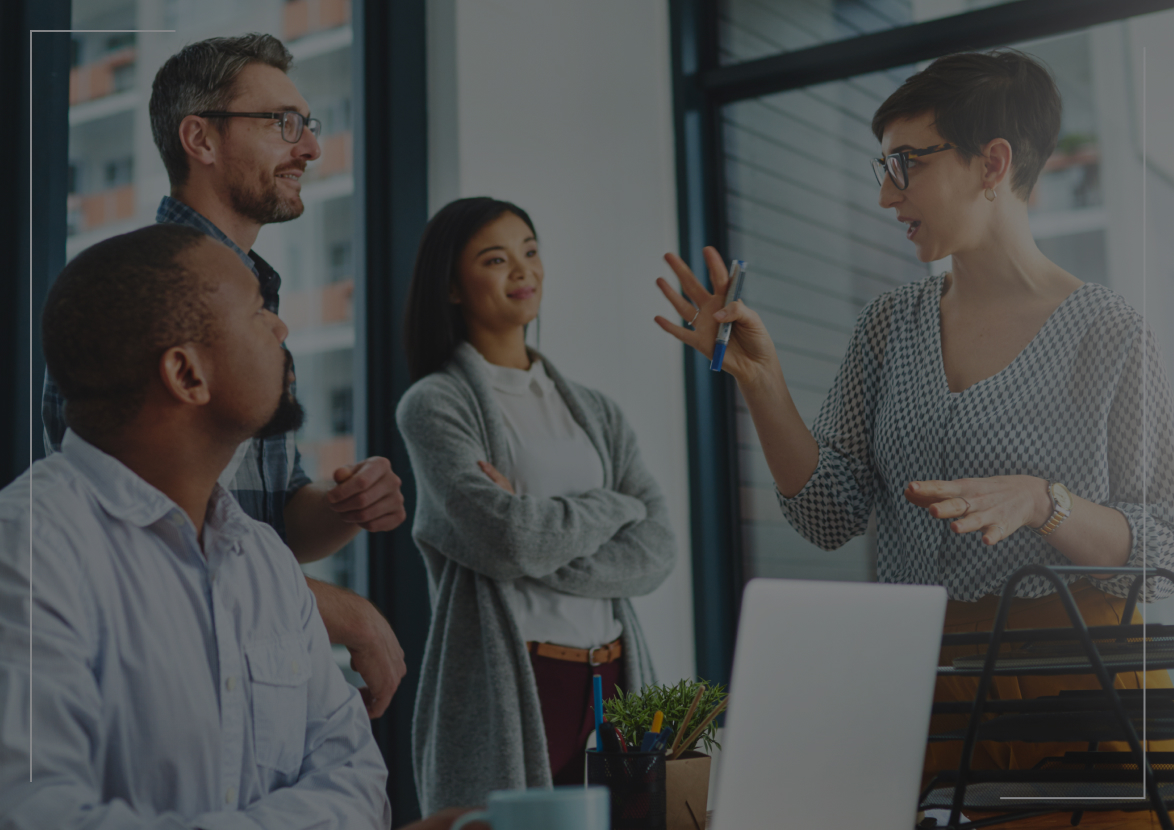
[42,224,215,440]
[871,50,1061,199]
[150,34,293,188]
[404,197,537,381]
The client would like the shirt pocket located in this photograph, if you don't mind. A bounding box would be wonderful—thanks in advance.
[245,636,311,774]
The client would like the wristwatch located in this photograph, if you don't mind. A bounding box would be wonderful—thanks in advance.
[1031,480,1073,537]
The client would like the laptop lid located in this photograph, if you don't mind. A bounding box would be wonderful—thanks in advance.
[710,578,947,830]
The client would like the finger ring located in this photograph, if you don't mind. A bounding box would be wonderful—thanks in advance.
[688,308,701,327]
[959,498,971,515]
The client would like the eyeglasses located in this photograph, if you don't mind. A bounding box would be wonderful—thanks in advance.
[870,143,956,190]
[196,111,322,144]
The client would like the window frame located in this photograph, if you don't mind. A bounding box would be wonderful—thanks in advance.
[669,0,1174,686]
[354,0,430,824]
[4,5,71,488]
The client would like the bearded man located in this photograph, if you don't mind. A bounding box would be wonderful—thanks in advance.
[3,224,472,830]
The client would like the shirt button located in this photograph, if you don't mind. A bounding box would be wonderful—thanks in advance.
[225,676,236,692]
[225,787,235,804]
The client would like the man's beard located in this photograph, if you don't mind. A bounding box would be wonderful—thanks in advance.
[227,165,304,225]
[254,351,305,440]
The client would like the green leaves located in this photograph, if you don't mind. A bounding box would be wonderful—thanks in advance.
[602,679,727,754]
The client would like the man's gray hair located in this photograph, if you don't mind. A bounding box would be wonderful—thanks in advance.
[149,33,292,188]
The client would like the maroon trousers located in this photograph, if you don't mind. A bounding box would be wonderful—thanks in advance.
[529,650,623,785]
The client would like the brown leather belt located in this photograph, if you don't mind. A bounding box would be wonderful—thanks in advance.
[527,639,623,665]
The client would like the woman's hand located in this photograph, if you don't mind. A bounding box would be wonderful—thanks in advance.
[905,476,1051,546]
[654,246,780,387]
[478,460,515,495]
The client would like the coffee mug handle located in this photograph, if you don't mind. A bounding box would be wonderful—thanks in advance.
[450,809,491,830]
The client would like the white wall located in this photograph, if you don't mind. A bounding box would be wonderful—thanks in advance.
[427,0,696,684]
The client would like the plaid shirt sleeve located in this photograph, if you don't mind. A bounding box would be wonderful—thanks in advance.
[41,370,67,455]
[288,442,313,498]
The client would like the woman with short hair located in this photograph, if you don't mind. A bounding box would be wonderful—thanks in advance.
[657,50,1174,788]
[397,197,675,813]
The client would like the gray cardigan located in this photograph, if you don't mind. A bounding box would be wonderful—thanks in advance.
[395,346,676,813]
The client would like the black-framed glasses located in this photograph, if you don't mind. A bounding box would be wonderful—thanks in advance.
[870,143,955,190]
[196,111,322,144]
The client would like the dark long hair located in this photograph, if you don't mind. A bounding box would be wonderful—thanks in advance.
[405,197,537,381]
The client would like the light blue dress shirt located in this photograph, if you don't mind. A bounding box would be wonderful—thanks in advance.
[0,431,391,829]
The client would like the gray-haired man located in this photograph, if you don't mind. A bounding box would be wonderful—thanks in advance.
[42,34,406,718]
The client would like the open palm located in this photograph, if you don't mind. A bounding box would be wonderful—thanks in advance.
[654,246,778,385]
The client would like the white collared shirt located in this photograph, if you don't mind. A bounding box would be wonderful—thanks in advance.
[0,431,390,829]
[462,343,623,649]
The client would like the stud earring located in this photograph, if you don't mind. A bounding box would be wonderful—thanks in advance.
[984,188,997,202]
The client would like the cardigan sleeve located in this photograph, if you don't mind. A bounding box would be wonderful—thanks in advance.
[396,377,649,582]
[1091,319,1174,601]
[776,292,893,550]
[534,391,676,599]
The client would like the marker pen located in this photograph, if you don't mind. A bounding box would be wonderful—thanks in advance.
[593,675,604,752]
[710,260,748,372]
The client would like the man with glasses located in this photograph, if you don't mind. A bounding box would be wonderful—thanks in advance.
[41,34,407,719]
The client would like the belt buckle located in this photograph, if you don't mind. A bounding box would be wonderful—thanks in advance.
[588,643,605,667]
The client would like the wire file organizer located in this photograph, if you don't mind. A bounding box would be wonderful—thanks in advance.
[919,564,1174,829]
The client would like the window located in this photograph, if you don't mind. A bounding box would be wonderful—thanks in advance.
[719,0,1020,64]
[674,0,1174,681]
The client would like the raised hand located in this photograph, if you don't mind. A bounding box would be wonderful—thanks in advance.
[653,246,779,385]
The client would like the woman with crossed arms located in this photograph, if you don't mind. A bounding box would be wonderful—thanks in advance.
[656,50,1174,786]
[397,197,674,813]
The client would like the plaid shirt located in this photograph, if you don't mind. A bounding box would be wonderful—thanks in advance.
[41,196,312,541]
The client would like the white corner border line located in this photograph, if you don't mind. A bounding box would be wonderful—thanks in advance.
[27,26,175,785]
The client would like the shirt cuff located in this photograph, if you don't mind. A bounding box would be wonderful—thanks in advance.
[774,445,824,506]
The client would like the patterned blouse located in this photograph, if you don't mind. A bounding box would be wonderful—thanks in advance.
[778,275,1174,601]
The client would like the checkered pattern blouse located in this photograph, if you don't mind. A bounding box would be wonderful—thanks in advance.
[41,197,312,541]
[778,275,1174,601]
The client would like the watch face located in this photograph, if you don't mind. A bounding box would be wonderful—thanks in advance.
[1051,482,1073,511]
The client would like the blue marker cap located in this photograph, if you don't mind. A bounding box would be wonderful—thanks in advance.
[710,341,728,372]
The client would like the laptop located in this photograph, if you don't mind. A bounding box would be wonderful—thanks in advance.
[710,578,947,830]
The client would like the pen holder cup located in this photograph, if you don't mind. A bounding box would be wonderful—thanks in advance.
[586,749,667,830]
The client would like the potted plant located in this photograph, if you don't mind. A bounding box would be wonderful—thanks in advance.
[604,680,728,830]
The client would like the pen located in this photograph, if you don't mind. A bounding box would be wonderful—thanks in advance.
[639,710,665,751]
[710,260,748,373]
[651,725,673,754]
[593,675,604,752]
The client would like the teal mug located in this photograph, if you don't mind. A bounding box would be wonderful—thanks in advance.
[450,786,610,830]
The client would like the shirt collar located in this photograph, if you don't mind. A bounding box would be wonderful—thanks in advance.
[458,341,555,397]
[61,430,253,547]
[155,196,282,313]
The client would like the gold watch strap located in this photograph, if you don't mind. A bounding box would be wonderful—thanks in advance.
[1031,480,1071,537]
